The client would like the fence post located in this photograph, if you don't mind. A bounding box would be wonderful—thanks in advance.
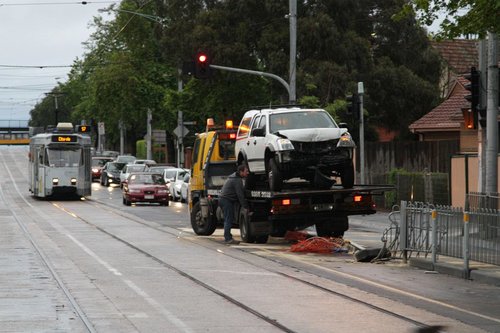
[463,211,470,279]
[400,201,408,263]
[431,209,437,266]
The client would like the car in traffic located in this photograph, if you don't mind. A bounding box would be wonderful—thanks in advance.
[100,161,126,187]
[179,173,190,203]
[133,159,157,166]
[147,165,174,176]
[122,172,169,206]
[163,168,189,201]
[115,155,137,164]
[119,164,147,187]
[235,107,356,191]
[91,156,114,181]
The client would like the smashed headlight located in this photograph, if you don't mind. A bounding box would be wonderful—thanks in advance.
[276,138,294,151]
[336,132,356,148]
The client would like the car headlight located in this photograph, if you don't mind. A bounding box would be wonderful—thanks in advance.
[337,132,356,148]
[157,189,168,194]
[129,189,141,193]
[92,168,99,173]
[276,138,294,151]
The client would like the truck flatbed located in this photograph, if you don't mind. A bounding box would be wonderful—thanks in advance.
[247,184,395,199]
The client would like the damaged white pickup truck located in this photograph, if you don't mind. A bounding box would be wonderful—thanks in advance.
[235,107,356,191]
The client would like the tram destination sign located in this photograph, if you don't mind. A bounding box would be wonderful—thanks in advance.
[51,135,77,143]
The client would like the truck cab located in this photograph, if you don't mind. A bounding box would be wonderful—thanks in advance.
[189,119,238,236]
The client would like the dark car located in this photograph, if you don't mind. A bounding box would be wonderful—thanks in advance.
[122,172,169,206]
[100,162,126,187]
[91,157,114,181]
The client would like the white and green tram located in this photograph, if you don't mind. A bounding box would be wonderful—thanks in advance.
[29,123,92,198]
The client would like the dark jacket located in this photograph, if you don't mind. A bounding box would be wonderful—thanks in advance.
[219,172,248,209]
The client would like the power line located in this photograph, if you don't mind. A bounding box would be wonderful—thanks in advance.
[0,1,117,6]
[0,64,72,69]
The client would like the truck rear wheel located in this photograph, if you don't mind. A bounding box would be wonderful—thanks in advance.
[239,209,268,243]
[239,209,256,243]
[191,202,216,236]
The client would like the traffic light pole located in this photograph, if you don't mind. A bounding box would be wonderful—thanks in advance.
[209,64,292,103]
[485,32,498,194]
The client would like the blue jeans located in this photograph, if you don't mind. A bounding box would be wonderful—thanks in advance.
[219,197,235,242]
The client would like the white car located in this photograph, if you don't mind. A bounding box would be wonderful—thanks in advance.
[163,168,189,201]
[235,107,356,191]
[115,155,136,164]
[134,159,157,166]
[119,164,147,187]
[179,173,190,203]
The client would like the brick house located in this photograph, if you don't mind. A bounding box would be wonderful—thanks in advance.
[409,39,478,153]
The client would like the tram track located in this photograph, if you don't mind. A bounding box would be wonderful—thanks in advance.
[62,197,437,331]
[2,147,495,332]
[0,150,96,333]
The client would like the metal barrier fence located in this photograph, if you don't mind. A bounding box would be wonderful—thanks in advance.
[383,201,500,277]
[467,192,500,210]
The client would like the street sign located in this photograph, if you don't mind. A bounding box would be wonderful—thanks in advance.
[98,122,105,135]
[173,125,189,138]
[152,129,166,143]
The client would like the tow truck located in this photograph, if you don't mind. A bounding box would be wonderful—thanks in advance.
[188,119,393,244]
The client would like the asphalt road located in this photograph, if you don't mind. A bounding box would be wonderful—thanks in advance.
[1,145,500,332]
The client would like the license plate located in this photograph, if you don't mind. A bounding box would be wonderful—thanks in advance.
[144,195,154,199]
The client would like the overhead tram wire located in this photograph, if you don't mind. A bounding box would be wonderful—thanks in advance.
[0,1,117,6]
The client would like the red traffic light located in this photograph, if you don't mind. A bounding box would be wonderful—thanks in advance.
[198,54,207,63]
[194,52,211,79]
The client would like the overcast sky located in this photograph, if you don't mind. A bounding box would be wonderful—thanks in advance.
[0,0,117,122]
[0,1,444,124]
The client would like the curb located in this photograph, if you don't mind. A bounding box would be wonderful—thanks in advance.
[409,257,500,286]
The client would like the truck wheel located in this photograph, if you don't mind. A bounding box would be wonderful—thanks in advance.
[191,202,216,236]
[341,162,354,189]
[268,158,283,192]
[239,210,256,243]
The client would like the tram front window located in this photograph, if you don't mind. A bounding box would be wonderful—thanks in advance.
[46,148,81,167]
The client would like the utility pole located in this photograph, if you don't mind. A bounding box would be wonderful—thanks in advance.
[146,109,152,160]
[289,0,297,104]
[485,32,498,194]
[478,39,487,193]
[119,119,125,155]
[358,82,365,184]
[45,92,64,125]
[177,110,183,168]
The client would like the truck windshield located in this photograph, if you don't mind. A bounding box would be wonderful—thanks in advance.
[46,148,81,167]
[270,111,337,133]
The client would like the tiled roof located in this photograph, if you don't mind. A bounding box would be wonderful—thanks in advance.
[409,78,469,132]
[431,39,478,74]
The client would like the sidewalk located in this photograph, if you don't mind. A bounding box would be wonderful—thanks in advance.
[409,256,500,286]
[349,212,500,287]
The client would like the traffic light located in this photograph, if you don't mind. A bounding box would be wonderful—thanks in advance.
[463,67,481,129]
[194,52,212,79]
[464,67,480,111]
[76,124,90,133]
[461,108,476,130]
[346,93,360,119]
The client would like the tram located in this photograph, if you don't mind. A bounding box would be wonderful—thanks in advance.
[29,123,92,198]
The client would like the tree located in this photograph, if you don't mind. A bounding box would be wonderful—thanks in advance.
[403,0,500,38]
[29,0,442,147]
